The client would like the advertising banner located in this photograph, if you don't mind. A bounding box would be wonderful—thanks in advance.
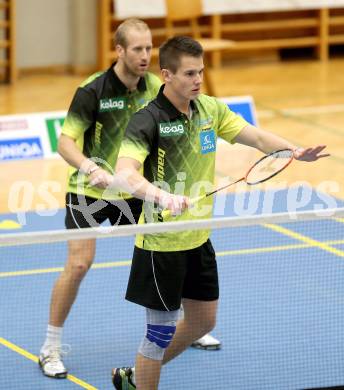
[114,0,344,18]
[0,111,66,161]
[0,137,43,161]
[0,97,256,161]
[220,95,258,126]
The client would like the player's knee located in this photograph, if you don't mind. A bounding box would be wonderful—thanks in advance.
[70,261,91,280]
[67,248,93,279]
[138,308,179,361]
[139,323,176,361]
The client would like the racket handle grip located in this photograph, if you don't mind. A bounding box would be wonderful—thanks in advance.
[161,209,172,220]
[160,195,205,221]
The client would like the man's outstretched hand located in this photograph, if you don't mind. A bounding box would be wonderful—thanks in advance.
[293,145,330,162]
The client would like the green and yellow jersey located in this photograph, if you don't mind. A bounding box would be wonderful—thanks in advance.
[61,62,161,200]
[118,85,248,251]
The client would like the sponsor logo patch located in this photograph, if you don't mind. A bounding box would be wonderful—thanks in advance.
[95,121,103,146]
[199,117,213,127]
[0,119,29,131]
[99,98,126,112]
[159,121,184,137]
[200,129,216,154]
[0,137,43,160]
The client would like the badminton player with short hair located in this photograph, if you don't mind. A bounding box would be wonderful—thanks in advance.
[111,36,328,389]
[39,19,220,380]
[38,18,161,379]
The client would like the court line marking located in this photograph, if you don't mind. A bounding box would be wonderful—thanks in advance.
[217,243,309,256]
[0,260,132,278]
[1,240,344,278]
[0,337,97,390]
[264,224,344,258]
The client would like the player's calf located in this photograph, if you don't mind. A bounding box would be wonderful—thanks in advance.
[112,309,179,389]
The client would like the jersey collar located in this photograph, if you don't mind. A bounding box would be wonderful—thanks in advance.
[156,85,197,120]
[107,62,147,95]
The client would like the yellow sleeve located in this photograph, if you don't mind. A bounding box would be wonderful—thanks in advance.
[117,138,149,165]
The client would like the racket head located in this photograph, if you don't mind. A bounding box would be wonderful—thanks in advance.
[245,149,294,185]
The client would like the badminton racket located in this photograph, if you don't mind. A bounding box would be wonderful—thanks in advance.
[161,148,294,219]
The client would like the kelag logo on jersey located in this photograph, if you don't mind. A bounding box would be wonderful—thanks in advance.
[199,117,213,128]
[159,121,184,137]
[0,137,43,160]
[200,129,216,154]
[99,98,126,112]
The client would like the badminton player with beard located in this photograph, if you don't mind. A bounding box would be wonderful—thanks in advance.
[38,19,161,378]
[39,19,220,379]
[112,36,328,389]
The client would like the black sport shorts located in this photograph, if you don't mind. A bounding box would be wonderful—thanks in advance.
[65,192,143,229]
[126,239,219,311]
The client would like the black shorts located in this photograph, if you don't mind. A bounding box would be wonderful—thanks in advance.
[125,239,219,311]
[65,192,143,229]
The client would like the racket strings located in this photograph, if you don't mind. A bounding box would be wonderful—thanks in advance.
[245,149,293,185]
[274,150,294,159]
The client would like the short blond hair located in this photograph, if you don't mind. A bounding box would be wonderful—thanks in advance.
[115,18,150,48]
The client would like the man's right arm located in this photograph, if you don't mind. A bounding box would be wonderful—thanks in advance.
[58,86,114,188]
[58,134,97,174]
[115,157,189,215]
[58,134,112,188]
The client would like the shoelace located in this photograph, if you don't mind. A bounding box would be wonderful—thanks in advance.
[45,344,71,364]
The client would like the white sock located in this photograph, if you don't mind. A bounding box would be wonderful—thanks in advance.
[131,367,136,385]
[179,305,184,320]
[41,325,63,353]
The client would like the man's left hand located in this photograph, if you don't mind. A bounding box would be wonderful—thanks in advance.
[293,145,330,162]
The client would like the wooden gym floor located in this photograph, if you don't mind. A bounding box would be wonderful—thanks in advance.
[0,58,343,214]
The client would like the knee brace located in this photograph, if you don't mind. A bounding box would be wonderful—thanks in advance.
[138,308,179,361]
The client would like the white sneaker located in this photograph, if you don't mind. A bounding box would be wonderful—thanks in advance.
[191,334,221,350]
[39,345,70,378]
